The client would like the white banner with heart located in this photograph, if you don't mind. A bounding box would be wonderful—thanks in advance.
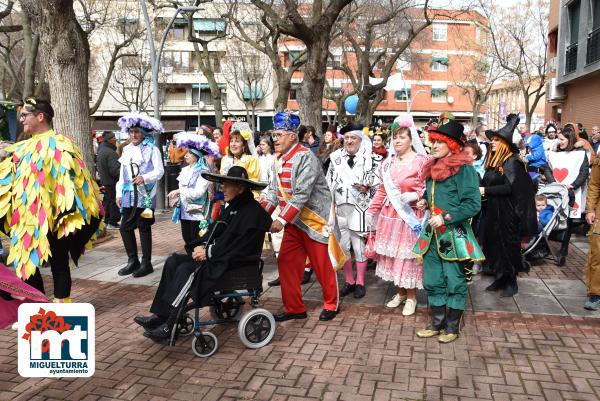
[547,151,587,218]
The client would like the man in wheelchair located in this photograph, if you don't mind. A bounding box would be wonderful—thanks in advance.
[134,166,272,343]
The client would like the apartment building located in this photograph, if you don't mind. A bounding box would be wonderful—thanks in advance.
[90,4,488,131]
[545,0,600,128]
[281,9,489,127]
[487,79,547,130]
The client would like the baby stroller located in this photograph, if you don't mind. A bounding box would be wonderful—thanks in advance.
[169,257,276,358]
[522,183,570,265]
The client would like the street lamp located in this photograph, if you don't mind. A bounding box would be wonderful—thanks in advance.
[139,2,201,210]
[197,100,205,130]
[407,89,427,113]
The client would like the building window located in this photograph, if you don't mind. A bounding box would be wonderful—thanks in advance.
[431,55,449,72]
[327,54,342,68]
[164,51,190,73]
[588,0,600,64]
[568,0,581,44]
[288,51,302,67]
[394,88,411,101]
[431,88,448,103]
[396,59,411,71]
[289,83,300,100]
[432,24,448,41]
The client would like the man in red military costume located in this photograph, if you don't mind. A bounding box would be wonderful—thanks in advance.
[262,112,344,321]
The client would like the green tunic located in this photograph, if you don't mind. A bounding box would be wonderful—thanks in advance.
[412,164,485,262]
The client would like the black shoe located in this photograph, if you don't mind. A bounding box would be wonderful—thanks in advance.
[500,278,518,298]
[319,309,337,321]
[118,258,140,276]
[132,263,153,278]
[557,255,566,266]
[143,323,172,344]
[273,311,308,322]
[340,283,355,297]
[268,277,280,287]
[134,314,164,330]
[485,276,506,292]
[301,270,312,285]
[353,284,366,299]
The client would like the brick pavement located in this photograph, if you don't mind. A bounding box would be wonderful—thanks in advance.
[2,214,600,400]
[2,278,600,401]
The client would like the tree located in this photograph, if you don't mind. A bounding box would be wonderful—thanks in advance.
[333,0,439,125]
[481,0,549,129]
[20,0,94,168]
[248,0,353,135]
[226,1,306,113]
[222,42,273,131]
[448,21,506,125]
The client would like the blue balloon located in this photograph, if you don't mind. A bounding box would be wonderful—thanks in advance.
[344,95,359,115]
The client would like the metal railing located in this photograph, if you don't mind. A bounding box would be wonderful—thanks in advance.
[587,27,600,65]
[565,42,578,74]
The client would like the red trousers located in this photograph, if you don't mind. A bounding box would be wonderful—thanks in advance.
[278,224,339,314]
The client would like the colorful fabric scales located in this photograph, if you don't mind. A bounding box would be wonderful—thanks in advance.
[0,130,104,280]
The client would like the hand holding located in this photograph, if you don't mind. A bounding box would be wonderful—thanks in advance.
[132,176,145,185]
[192,245,206,261]
[270,220,284,233]
[116,197,122,208]
[416,199,427,211]
[428,214,444,229]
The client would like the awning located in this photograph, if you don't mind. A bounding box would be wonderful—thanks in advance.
[192,83,226,89]
[193,19,225,32]
[431,88,448,96]
[432,56,449,66]
[242,83,264,101]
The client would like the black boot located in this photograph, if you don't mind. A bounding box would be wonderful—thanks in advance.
[438,308,462,343]
[301,269,312,285]
[119,230,139,276]
[485,275,507,292]
[416,305,446,338]
[134,314,165,330]
[133,228,153,278]
[501,275,518,297]
[558,243,568,266]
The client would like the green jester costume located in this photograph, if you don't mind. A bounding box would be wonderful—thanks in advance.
[413,120,484,344]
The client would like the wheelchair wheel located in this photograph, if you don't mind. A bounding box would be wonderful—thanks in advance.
[191,332,218,358]
[237,308,276,349]
[209,297,244,320]
[177,314,194,337]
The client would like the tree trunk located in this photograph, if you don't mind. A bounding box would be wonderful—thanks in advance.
[22,0,93,169]
[274,67,291,113]
[298,41,329,136]
[22,12,39,98]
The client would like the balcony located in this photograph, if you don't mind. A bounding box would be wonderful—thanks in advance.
[565,43,578,74]
[587,27,600,65]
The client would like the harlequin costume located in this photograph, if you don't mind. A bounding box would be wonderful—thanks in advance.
[116,112,165,278]
[262,112,346,321]
[326,122,382,299]
[0,100,103,302]
[413,120,484,344]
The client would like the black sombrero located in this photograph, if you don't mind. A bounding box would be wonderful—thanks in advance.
[201,166,268,191]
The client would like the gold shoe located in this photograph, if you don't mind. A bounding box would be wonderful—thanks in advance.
[438,332,459,343]
[416,328,440,338]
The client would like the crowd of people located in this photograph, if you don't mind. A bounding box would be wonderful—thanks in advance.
[2,97,600,346]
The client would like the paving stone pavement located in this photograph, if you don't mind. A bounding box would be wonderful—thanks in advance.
[3,215,600,400]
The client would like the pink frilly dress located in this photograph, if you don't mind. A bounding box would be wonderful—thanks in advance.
[367,153,431,289]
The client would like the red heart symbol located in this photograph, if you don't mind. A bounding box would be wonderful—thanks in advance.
[573,201,579,209]
[438,226,447,234]
[553,168,568,183]
[419,239,427,251]
[466,240,474,254]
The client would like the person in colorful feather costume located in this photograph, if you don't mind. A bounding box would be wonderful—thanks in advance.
[0,98,103,303]
[115,112,165,278]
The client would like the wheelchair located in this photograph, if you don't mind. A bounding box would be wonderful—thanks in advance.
[169,257,277,357]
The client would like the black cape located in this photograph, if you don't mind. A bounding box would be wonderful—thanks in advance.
[481,155,536,276]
